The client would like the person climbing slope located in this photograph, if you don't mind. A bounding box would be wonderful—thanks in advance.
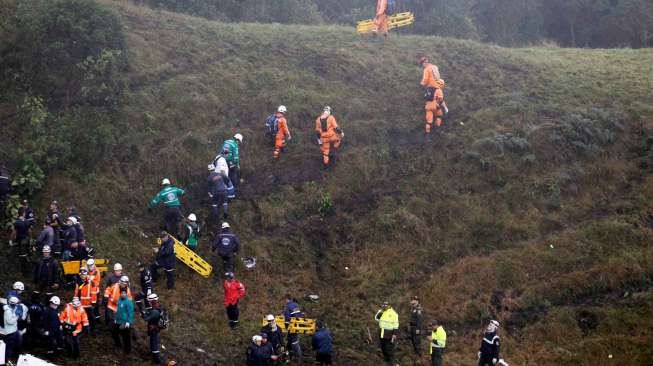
[315,106,344,167]
[420,56,448,137]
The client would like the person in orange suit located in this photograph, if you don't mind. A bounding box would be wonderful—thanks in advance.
[420,56,448,135]
[315,106,344,167]
[273,105,292,159]
[374,0,389,36]
[59,297,89,359]
[73,267,100,334]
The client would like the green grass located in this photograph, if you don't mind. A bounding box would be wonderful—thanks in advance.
[1,1,653,364]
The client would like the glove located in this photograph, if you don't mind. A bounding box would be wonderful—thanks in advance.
[317,138,323,145]
[492,358,498,365]
[477,352,481,360]
[415,329,420,335]
[391,334,396,343]
[341,132,345,138]
[125,322,130,328]
[44,331,49,336]
[286,135,292,141]
[444,106,449,114]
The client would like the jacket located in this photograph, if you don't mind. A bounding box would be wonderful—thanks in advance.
[149,186,185,208]
[183,222,199,248]
[315,115,341,139]
[1,304,27,335]
[208,172,228,196]
[88,267,101,288]
[214,230,240,257]
[140,268,153,295]
[222,139,240,166]
[104,284,133,312]
[74,277,100,307]
[59,303,89,336]
[143,306,161,333]
[212,154,230,177]
[479,331,500,359]
[36,226,54,249]
[312,327,333,355]
[42,306,61,333]
[246,342,269,366]
[115,297,134,326]
[223,280,245,307]
[275,112,290,139]
[430,326,447,353]
[409,304,423,329]
[156,237,176,267]
[261,324,284,351]
[283,300,303,324]
[34,257,60,288]
[375,307,399,339]
[421,63,441,88]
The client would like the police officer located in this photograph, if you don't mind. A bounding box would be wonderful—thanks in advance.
[151,231,175,289]
[409,296,424,356]
[213,222,240,273]
[283,295,304,362]
[427,320,447,366]
[143,293,164,364]
[478,320,501,366]
[43,296,64,357]
[33,245,61,301]
[374,301,399,365]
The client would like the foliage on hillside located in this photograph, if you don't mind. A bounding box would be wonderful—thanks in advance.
[1,1,653,365]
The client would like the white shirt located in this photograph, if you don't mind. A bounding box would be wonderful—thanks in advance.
[212,155,229,177]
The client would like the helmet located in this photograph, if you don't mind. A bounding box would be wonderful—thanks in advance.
[79,267,89,275]
[490,320,500,327]
[252,335,263,343]
[147,293,159,301]
[266,314,275,321]
[86,258,95,267]
[119,275,129,284]
[162,178,171,185]
[188,213,197,221]
[114,263,123,272]
[42,245,51,253]
[72,297,81,307]
[225,272,235,279]
[419,56,428,64]
[168,362,177,366]
[13,281,25,292]
[221,222,230,229]
[50,296,61,306]
[323,106,332,114]
[67,216,78,225]
[8,296,19,305]
[437,79,446,89]
[207,163,216,171]
[234,133,243,143]
[160,231,169,238]
[277,105,287,114]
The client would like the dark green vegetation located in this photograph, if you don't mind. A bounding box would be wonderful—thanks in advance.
[1,0,653,365]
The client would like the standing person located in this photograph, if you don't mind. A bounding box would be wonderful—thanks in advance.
[86,259,101,288]
[207,164,230,223]
[315,106,344,167]
[142,293,164,364]
[60,216,78,259]
[213,222,240,273]
[261,314,284,354]
[33,245,60,300]
[20,199,36,228]
[181,213,200,250]
[104,263,123,325]
[312,320,334,366]
[112,288,134,354]
[283,294,304,362]
[222,133,243,191]
[427,320,447,366]
[0,165,10,220]
[409,296,424,356]
[223,272,245,329]
[272,105,292,159]
[151,231,176,289]
[135,261,154,313]
[73,268,100,334]
[35,219,55,253]
[104,276,133,325]
[46,201,63,256]
[59,297,89,359]
[373,0,389,36]
[419,56,448,137]
[149,178,186,237]
[43,296,64,357]
[478,320,502,366]
[374,301,399,365]
[247,334,278,366]
[11,207,32,274]
[1,296,28,360]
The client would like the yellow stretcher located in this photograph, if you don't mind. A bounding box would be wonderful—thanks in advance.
[356,12,415,34]
[62,258,110,275]
[158,235,213,278]
[260,315,317,334]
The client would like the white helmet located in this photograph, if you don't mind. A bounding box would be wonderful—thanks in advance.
[162,178,171,185]
[221,222,230,229]
[266,314,275,321]
[13,281,25,292]
[119,275,129,284]
[86,258,95,267]
[252,335,263,342]
[50,296,61,306]
[277,105,287,114]
[234,133,243,143]
[68,216,78,225]
[42,245,51,253]
[113,263,123,272]
[323,106,332,114]
[8,296,19,305]
[147,293,159,301]
[188,213,197,221]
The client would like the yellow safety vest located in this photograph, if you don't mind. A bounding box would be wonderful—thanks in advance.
[430,326,447,353]
[376,308,399,338]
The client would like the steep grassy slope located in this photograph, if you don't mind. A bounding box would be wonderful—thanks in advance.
[3,1,653,365]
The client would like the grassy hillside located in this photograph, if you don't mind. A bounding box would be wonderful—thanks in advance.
[3,1,653,365]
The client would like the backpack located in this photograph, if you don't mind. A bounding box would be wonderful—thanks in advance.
[424,87,436,101]
[264,114,279,137]
[158,308,170,329]
[386,0,396,14]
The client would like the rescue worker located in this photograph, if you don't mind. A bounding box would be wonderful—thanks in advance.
[61,216,78,259]
[149,178,186,237]
[143,293,163,364]
[315,106,345,167]
[283,294,303,361]
[0,165,10,220]
[312,320,334,366]
[6,281,25,301]
[247,334,279,366]
[73,268,100,334]
[104,276,133,324]
[20,199,36,228]
[86,258,101,288]
[213,222,240,273]
[46,201,63,256]
[273,105,292,159]
[182,213,200,250]
[427,320,447,366]
[11,207,32,274]
[261,314,284,354]
[104,262,123,325]
[373,0,389,36]
[33,245,60,300]
[259,333,277,364]
[43,296,64,357]
[207,164,229,222]
[222,133,243,190]
[71,214,86,245]
[409,296,424,356]
[35,219,54,253]
[59,297,89,359]
[478,320,502,366]
[112,288,134,354]
[420,56,448,137]
[151,231,176,289]
[135,261,154,312]
[223,272,245,329]
[1,296,28,360]
[374,301,399,365]
[24,292,44,347]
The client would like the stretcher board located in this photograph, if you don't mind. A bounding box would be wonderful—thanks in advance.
[260,315,316,334]
[61,258,110,275]
[357,12,415,34]
[158,235,213,278]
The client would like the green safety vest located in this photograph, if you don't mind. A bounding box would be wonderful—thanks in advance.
[430,326,447,353]
[185,223,199,248]
[150,186,185,208]
[376,308,399,338]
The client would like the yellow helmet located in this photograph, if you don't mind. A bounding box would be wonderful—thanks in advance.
[437,79,446,89]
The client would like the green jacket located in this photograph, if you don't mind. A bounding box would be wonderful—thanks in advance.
[115,297,134,326]
[184,222,199,248]
[222,139,240,166]
[149,186,185,208]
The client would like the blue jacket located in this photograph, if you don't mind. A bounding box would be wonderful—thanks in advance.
[312,327,333,355]
[42,307,61,332]
[115,297,134,325]
[283,301,302,323]
[157,237,175,267]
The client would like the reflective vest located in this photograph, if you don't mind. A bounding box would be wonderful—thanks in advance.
[430,326,447,353]
[59,304,89,336]
[376,308,399,338]
[104,284,133,312]
[88,268,101,288]
[74,279,99,307]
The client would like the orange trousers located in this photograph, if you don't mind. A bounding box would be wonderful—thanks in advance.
[374,14,388,34]
[425,100,444,134]
[320,134,341,165]
[273,135,286,158]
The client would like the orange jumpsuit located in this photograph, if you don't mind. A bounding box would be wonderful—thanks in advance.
[59,303,89,336]
[420,63,447,133]
[315,114,342,165]
[273,112,290,159]
[374,0,389,34]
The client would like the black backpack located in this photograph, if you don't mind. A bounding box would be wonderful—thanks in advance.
[158,308,170,329]
[264,114,279,137]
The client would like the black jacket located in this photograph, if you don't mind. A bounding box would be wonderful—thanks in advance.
[261,324,284,351]
[213,230,240,257]
[140,268,153,294]
[246,343,270,366]
[42,307,61,332]
[479,331,500,359]
[157,237,175,267]
[34,257,60,288]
